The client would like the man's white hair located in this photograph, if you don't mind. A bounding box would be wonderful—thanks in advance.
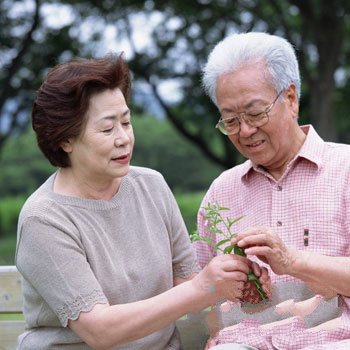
[202,32,301,106]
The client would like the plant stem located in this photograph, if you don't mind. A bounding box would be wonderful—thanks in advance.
[192,203,268,301]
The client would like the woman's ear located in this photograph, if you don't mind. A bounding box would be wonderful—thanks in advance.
[60,139,73,153]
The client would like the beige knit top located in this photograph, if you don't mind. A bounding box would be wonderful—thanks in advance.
[16,166,199,349]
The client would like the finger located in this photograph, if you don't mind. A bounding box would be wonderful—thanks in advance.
[251,261,261,277]
[221,270,249,282]
[232,226,270,243]
[220,253,248,264]
[243,245,272,257]
[218,253,250,267]
[221,259,250,274]
[259,267,269,282]
[238,234,272,249]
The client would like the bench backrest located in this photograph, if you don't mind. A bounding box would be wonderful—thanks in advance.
[0,266,207,350]
[0,266,25,350]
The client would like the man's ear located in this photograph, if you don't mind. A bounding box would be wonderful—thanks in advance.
[286,84,299,119]
[60,139,73,153]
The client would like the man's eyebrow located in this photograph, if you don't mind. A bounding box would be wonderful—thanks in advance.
[221,99,266,113]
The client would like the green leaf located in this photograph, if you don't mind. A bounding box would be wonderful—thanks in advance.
[194,202,268,301]
[227,215,244,228]
[190,235,201,242]
[247,273,268,300]
[218,206,230,211]
[203,237,216,246]
[233,245,246,256]
[223,244,235,254]
[215,238,231,248]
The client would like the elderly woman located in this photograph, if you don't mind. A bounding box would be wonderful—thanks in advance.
[15,54,264,350]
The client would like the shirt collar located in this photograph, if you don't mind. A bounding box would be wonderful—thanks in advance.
[297,124,324,168]
[241,124,324,180]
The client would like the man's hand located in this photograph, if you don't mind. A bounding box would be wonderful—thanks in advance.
[232,226,297,276]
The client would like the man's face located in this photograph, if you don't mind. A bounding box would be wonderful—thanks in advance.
[216,63,300,175]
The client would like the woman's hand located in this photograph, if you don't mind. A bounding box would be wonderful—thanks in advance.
[242,261,272,303]
[232,226,297,276]
[192,254,250,302]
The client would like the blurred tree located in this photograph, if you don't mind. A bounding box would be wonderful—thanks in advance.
[97,0,350,166]
[0,128,54,197]
[0,0,85,154]
[132,115,222,191]
[0,116,222,197]
[2,0,350,169]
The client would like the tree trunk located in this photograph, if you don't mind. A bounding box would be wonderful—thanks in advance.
[309,81,337,141]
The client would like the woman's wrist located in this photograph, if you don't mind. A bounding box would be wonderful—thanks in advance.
[188,278,217,311]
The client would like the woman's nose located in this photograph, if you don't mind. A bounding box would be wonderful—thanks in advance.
[114,127,130,147]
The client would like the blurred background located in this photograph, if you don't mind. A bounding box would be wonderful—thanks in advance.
[1,0,350,265]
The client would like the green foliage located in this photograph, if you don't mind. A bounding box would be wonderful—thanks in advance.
[0,196,26,238]
[191,202,267,300]
[0,116,221,198]
[0,313,24,320]
[132,115,222,191]
[4,0,350,171]
[0,235,17,265]
[0,128,55,197]
[175,191,204,233]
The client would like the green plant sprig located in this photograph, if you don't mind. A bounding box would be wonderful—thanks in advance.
[191,202,267,300]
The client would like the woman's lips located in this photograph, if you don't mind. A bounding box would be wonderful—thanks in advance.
[112,154,130,164]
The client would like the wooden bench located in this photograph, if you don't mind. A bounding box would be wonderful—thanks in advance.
[0,266,208,349]
[0,266,26,350]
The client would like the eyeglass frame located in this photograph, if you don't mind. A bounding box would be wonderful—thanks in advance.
[215,89,285,135]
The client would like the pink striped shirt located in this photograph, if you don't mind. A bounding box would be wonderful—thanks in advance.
[194,125,350,348]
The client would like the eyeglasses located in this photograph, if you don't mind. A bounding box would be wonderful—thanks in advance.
[216,90,284,135]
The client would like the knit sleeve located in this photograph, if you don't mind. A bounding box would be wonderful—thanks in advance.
[16,215,108,327]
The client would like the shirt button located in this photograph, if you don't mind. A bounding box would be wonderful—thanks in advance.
[277,185,282,191]
[277,221,282,226]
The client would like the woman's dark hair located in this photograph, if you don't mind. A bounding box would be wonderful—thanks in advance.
[32,54,131,167]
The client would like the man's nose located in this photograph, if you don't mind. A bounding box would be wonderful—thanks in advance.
[238,119,258,137]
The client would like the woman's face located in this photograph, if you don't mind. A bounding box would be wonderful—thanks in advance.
[63,88,134,183]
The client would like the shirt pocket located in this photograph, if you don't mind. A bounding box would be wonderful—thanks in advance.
[303,219,347,256]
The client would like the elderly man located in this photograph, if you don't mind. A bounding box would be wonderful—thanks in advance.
[195,32,350,349]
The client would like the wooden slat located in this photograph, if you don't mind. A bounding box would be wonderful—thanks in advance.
[0,266,25,350]
[0,321,26,350]
[0,266,23,313]
[0,267,207,349]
